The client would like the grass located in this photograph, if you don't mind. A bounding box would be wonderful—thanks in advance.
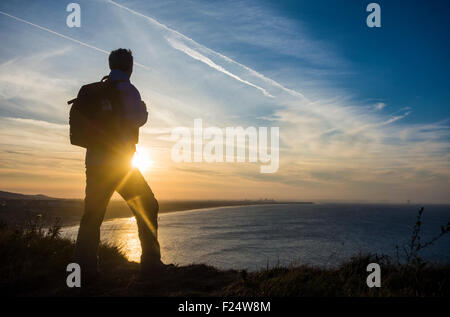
[0,208,448,297]
[223,254,450,296]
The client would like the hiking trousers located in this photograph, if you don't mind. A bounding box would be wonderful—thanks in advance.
[74,161,160,272]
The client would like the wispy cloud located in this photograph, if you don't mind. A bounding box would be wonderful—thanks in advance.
[106,0,304,99]
[0,0,448,202]
[373,102,386,111]
[166,37,273,97]
[0,10,150,70]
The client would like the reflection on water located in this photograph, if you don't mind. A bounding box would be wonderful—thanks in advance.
[63,216,142,263]
[61,204,450,271]
[105,217,141,262]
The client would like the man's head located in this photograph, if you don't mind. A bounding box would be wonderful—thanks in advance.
[109,48,133,77]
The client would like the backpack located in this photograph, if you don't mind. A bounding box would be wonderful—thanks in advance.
[67,76,125,150]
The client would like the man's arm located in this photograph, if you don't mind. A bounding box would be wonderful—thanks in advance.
[118,82,148,127]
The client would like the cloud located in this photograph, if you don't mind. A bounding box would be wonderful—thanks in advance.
[0,0,448,202]
[0,10,150,70]
[373,102,386,111]
[166,37,273,97]
[106,0,305,100]
[0,49,77,124]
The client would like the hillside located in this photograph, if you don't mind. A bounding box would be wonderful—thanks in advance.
[0,190,56,200]
[0,221,448,296]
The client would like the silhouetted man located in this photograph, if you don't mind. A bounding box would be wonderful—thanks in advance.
[74,48,162,277]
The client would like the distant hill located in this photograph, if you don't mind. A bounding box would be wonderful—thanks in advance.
[0,190,58,200]
[0,190,313,226]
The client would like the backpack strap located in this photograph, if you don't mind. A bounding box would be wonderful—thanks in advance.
[101,75,127,85]
[67,76,126,105]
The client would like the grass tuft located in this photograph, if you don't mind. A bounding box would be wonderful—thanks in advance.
[0,208,448,296]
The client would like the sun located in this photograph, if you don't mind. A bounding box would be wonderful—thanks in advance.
[132,146,153,172]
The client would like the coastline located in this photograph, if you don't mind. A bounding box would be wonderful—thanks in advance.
[67,201,314,227]
[60,201,314,228]
[0,197,313,227]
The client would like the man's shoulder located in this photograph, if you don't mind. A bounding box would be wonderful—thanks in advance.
[115,81,141,99]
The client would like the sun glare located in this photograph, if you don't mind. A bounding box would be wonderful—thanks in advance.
[132,146,153,172]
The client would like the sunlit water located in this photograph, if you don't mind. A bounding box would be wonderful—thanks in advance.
[60,203,450,271]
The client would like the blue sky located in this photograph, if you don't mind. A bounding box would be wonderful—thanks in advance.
[0,0,449,202]
[143,0,450,122]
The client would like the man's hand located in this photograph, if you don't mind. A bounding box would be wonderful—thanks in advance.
[140,100,148,126]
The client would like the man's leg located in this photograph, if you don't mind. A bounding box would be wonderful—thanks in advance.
[116,168,161,269]
[74,166,118,273]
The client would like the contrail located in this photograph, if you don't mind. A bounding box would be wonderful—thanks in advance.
[107,0,273,97]
[167,37,273,97]
[106,0,275,98]
[0,10,150,70]
[106,0,306,100]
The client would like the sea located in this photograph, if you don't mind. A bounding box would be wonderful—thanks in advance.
[60,203,450,271]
